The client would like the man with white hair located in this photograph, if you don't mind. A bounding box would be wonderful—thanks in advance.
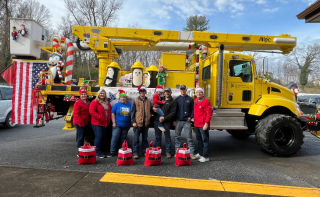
[193,87,212,162]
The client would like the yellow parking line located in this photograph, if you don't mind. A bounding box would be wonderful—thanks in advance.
[221,181,320,197]
[100,172,320,197]
[100,173,225,191]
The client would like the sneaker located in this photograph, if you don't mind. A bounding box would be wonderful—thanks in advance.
[133,155,139,159]
[107,153,116,158]
[190,154,196,160]
[174,154,176,158]
[144,153,146,156]
[97,155,106,158]
[166,153,172,158]
[194,153,201,159]
[158,126,165,132]
[198,157,209,162]
[77,155,79,158]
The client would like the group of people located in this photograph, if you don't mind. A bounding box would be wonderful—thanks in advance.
[73,84,213,163]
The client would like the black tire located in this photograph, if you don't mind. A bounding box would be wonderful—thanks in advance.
[255,114,304,157]
[4,112,16,128]
[227,130,251,139]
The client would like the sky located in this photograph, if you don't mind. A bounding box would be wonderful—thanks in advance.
[41,0,320,53]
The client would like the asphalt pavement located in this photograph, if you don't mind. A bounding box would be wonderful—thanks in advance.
[0,119,320,196]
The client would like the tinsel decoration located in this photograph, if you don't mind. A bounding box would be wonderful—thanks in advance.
[185,54,189,68]
[306,114,316,126]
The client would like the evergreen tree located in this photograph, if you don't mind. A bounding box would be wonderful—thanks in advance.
[183,15,210,31]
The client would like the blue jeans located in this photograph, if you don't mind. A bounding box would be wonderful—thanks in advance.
[133,126,149,155]
[175,120,195,154]
[92,125,106,156]
[75,124,85,150]
[154,121,172,154]
[154,105,164,127]
[110,126,130,153]
[195,127,209,158]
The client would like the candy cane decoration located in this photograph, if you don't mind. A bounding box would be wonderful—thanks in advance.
[50,36,74,85]
[61,37,74,85]
[57,61,64,79]
[52,36,62,54]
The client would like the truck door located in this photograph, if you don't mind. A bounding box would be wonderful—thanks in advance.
[227,60,254,105]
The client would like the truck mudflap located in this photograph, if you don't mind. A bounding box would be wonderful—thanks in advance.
[306,123,320,139]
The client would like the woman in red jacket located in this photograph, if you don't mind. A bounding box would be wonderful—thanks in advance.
[73,88,91,156]
[89,89,111,158]
[193,87,212,163]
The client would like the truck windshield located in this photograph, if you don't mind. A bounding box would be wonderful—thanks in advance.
[229,60,252,82]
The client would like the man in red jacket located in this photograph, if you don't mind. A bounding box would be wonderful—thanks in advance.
[193,87,212,163]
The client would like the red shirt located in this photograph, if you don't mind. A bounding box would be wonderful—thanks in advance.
[194,98,212,127]
[73,99,91,127]
[153,94,164,106]
[89,100,111,127]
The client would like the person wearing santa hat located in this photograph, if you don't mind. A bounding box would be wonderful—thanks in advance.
[153,85,166,132]
[131,85,152,159]
[107,90,132,157]
[73,88,91,157]
[193,87,212,163]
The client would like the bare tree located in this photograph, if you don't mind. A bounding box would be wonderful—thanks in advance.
[285,43,320,89]
[15,0,51,27]
[0,0,19,73]
[64,0,123,26]
[0,0,52,78]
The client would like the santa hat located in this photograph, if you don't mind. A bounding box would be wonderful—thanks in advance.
[138,85,146,92]
[196,87,204,94]
[79,87,87,94]
[118,89,127,97]
[155,85,164,93]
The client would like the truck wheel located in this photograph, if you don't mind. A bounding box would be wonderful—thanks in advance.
[4,112,17,128]
[227,130,251,139]
[255,114,304,157]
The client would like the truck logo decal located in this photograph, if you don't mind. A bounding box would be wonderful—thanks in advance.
[259,37,271,42]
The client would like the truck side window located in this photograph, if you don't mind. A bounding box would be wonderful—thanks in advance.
[202,65,211,80]
[229,60,252,82]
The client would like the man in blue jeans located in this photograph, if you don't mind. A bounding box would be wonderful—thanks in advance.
[153,88,177,158]
[174,85,196,159]
[131,85,152,159]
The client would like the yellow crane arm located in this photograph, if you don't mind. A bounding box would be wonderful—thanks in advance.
[72,26,296,54]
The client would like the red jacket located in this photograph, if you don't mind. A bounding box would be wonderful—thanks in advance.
[89,100,111,127]
[194,98,212,127]
[153,94,164,106]
[73,100,91,127]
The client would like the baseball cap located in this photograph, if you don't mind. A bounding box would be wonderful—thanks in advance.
[165,87,172,92]
[180,85,187,90]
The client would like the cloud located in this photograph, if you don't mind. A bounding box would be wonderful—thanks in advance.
[215,0,244,12]
[301,0,318,5]
[276,0,289,3]
[255,0,267,4]
[231,12,244,18]
[151,5,173,19]
[263,7,279,12]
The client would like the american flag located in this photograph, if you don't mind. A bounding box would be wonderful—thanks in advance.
[12,60,48,125]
